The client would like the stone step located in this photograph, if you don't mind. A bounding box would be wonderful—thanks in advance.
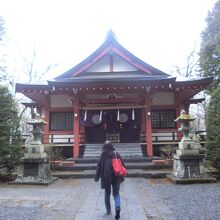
[84,148,142,152]
[85,145,141,151]
[85,143,141,146]
[83,143,143,158]
[54,162,172,171]
[84,149,143,152]
[83,152,143,157]
[68,156,160,163]
[84,146,142,149]
[52,169,172,179]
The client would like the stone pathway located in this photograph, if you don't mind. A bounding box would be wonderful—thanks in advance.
[0,178,219,220]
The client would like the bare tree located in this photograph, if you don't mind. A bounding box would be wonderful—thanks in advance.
[16,44,57,82]
[172,49,208,131]
[15,45,58,133]
[190,92,209,131]
[173,47,199,78]
[0,16,8,82]
[21,48,55,82]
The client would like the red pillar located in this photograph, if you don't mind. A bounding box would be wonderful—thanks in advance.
[80,125,85,144]
[73,96,80,158]
[145,96,153,156]
[42,107,49,144]
[140,108,145,132]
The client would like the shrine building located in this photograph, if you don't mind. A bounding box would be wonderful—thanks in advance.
[16,32,212,158]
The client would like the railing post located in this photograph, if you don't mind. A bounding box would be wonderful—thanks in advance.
[145,96,153,156]
[42,108,49,144]
[175,91,182,141]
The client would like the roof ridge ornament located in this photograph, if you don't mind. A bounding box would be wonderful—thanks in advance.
[106,30,117,41]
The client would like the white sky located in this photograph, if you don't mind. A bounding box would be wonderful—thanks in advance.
[0,0,217,81]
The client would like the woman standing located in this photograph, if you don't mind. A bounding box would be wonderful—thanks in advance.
[94,141,125,219]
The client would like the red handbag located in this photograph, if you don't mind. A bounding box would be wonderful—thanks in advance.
[112,151,127,177]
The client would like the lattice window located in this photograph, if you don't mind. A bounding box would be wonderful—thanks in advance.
[50,112,74,130]
[151,111,160,128]
[151,110,176,128]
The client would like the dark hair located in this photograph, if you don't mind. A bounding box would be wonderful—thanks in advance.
[102,140,114,155]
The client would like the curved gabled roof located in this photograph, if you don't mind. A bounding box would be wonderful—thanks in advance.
[55,31,169,80]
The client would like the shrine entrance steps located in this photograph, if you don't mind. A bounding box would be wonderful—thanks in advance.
[52,156,172,179]
[83,143,144,158]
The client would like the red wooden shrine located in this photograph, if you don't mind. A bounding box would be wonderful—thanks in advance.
[16,32,212,158]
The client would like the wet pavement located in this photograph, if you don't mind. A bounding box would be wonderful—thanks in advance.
[0,178,219,220]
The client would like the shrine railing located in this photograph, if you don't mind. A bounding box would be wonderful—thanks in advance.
[140,131,178,144]
[22,131,206,146]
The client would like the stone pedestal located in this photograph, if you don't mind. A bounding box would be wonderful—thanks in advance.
[14,114,57,185]
[172,154,205,178]
[15,158,56,185]
[168,146,216,184]
[167,110,216,184]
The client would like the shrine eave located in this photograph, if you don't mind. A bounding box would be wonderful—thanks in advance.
[22,102,41,108]
[48,76,176,85]
[16,83,49,90]
[189,98,205,104]
[15,76,212,92]
[175,77,213,85]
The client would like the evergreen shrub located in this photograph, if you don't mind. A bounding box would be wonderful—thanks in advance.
[206,88,220,166]
[0,86,22,179]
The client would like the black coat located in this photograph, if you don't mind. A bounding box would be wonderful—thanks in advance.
[94,151,125,190]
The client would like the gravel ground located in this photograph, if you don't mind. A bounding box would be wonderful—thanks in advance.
[146,179,220,220]
[0,207,45,220]
[0,178,219,220]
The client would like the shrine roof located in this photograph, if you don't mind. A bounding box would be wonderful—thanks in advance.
[15,32,213,93]
[15,32,213,106]
[55,31,169,80]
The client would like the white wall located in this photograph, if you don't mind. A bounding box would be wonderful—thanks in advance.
[86,54,137,72]
[50,95,73,108]
[113,54,137,71]
[152,92,174,105]
[86,54,109,72]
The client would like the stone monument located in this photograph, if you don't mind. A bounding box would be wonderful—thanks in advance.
[167,110,216,184]
[15,113,57,184]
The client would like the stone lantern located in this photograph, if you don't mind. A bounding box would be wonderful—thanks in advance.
[15,113,57,185]
[168,110,216,183]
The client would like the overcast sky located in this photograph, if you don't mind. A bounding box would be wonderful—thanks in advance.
[0,0,217,81]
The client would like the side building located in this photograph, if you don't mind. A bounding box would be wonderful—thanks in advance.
[16,32,212,158]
